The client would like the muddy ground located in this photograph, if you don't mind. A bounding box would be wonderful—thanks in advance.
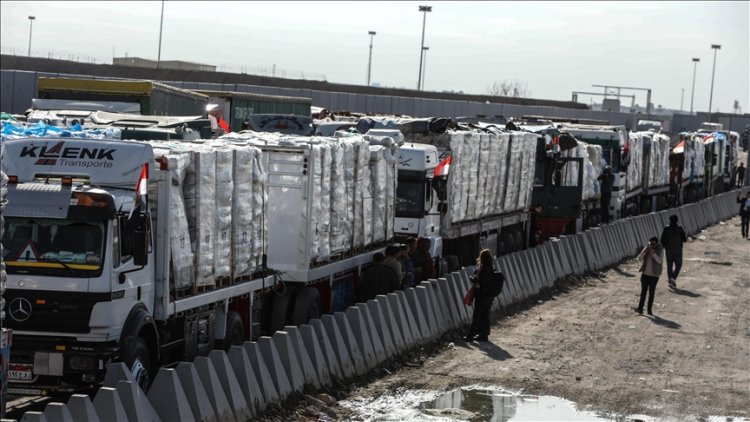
[270,212,749,421]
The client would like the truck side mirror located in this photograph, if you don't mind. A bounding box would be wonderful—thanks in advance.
[132,214,149,267]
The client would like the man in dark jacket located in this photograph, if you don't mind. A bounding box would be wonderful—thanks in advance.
[738,191,750,238]
[597,166,615,224]
[357,253,400,302]
[660,215,687,289]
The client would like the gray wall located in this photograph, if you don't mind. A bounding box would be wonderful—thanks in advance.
[3,69,750,133]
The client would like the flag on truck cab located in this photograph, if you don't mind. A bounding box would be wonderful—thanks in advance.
[218,116,230,134]
[128,163,148,219]
[434,156,452,178]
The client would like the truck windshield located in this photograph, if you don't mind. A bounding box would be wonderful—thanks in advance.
[396,180,425,218]
[1,218,105,277]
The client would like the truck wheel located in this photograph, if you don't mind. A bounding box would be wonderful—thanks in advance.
[292,288,322,326]
[224,311,245,351]
[121,336,152,392]
[270,291,293,334]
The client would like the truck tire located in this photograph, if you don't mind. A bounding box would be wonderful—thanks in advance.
[120,336,153,392]
[270,291,293,334]
[224,311,245,351]
[291,287,322,326]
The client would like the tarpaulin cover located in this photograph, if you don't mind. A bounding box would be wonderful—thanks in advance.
[1,121,121,141]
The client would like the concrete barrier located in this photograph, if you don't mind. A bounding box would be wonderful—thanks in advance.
[365,299,397,357]
[311,318,352,379]
[422,280,451,333]
[65,394,100,422]
[299,324,334,387]
[351,305,388,365]
[333,312,369,376]
[415,285,440,339]
[194,356,237,422]
[207,350,252,421]
[375,295,406,353]
[344,307,378,370]
[115,380,161,422]
[385,292,416,349]
[175,362,217,422]
[447,273,472,323]
[436,278,461,328]
[282,326,321,389]
[404,288,432,341]
[92,387,129,422]
[20,412,47,422]
[243,341,281,406]
[41,402,73,422]
[147,368,196,422]
[102,362,136,388]
[227,346,265,413]
[256,337,294,400]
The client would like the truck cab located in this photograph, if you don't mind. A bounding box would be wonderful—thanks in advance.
[394,143,442,258]
[1,138,156,394]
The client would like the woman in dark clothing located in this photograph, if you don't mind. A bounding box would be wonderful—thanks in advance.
[463,249,495,342]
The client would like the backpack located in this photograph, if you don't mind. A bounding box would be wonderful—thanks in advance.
[487,271,505,297]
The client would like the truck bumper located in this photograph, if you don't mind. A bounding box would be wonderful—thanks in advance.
[7,334,118,396]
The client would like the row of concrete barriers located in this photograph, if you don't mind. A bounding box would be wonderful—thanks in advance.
[12,190,742,422]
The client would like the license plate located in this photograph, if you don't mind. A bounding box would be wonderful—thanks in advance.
[8,364,33,381]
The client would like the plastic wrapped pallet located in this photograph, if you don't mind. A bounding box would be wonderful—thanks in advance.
[318,142,332,260]
[626,133,643,193]
[484,133,501,215]
[587,144,604,199]
[653,133,671,187]
[449,132,469,223]
[369,145,388,243]
[213,147,233,279]
[517,133,536,210]
[230,144,266,277]
[503,134,523,212]
[342,140,358,248]
[329,141,349,255]
[465,132,482,220]
[359,140,373,247]
[476,133,491,218]
[183,146,217,287]
[493,133,511,214]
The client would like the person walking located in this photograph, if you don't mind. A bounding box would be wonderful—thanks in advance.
[636,237,664,316]
[738,191,750,238]
[463,249,495,342]
[660,215,687,289]
[736,163,745,188]
[597,166,615,224]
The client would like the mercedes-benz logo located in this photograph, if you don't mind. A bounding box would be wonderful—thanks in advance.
[9,298,33,322]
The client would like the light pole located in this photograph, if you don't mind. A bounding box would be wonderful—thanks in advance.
[367,31,376,86]
[690,58,699,114]
[157,0,165,68]
[27,16,35,57]
[417,5,432,91]
[707,44,721,118]
[421,46,429,91]
[680,88,684,111]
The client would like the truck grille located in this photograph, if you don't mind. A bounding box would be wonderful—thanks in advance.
[3,289,110,334]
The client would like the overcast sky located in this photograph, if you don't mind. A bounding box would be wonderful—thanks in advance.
[1,1,748,113]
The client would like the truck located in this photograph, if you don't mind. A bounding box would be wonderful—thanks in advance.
[0,130,398,395]
[669,132,706,205]
[195,90,312,133]
[373,117,535,269]
[37,77,209,117]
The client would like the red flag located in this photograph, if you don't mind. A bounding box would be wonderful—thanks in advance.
[434,155,452,178]
[129,163,148,219]
[218,116,230,134]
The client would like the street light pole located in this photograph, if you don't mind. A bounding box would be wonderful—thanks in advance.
[157,0,165,68]
[421,46,429,91]
[417,5,432,91]
[27,16,35,57]
[367,31,376,86]
[680,88,684,111]
[708,44,721,118]
[690,58,700,115]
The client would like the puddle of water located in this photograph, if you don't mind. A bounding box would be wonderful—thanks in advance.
[339,385,612,421]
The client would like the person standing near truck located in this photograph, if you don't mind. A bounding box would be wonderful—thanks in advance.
[737,163,745,188]
[636,237,664,316]
[660,215,687,289]
[738,191,750,238]
[464,249,495,342]
[597,166,615,224]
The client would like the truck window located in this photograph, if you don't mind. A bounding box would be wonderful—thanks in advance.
[396,180,425,218]
[2,218,105,277]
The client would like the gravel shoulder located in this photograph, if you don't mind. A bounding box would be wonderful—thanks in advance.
[324,214,750,421]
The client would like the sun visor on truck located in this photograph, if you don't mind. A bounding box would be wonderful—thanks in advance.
[3,183,73,219]
[1,138,154,188]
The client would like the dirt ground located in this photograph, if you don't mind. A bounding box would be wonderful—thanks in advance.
[278,213,749,421]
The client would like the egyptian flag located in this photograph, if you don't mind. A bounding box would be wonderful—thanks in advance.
[128,163,149,219]
[434,155,452,178]
[218,116,230,133]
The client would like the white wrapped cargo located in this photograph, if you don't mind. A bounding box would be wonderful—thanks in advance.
[329,142,349,254]
[476,133,491,218]
[626,133,643,193]
[503,134,522,212]
[370,145,388,243]
[652,133,671,188]
[183,146,217,287]
[493,133,510,214]
[484,133,501,215]
[587,144,604,199]
[213,147,233,279]
[465,132,481,220]
[231,144,266,278]
[517,133,536,210]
